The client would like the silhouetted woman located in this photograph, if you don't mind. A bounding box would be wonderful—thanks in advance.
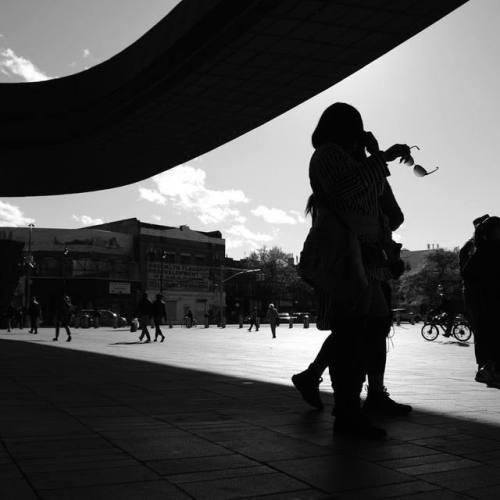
[304,103,411,438]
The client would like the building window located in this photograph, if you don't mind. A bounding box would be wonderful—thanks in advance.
[180,253,191,265]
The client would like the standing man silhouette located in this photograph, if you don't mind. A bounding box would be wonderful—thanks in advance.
[267,303,279,339]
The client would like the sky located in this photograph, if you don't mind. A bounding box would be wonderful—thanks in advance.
[1,0,500,259]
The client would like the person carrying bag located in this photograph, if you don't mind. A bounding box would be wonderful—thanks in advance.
[296,102,413,438]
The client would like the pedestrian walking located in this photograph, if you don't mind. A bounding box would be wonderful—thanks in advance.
[137,292,152,342]
[53,294,73,342]
[267,303,278,338]
[186,308,194,328]
[152,294,166,342]
[16,306,25,329]
[295,102,413,438]
[248,307,259,332]
[28,296,41,334]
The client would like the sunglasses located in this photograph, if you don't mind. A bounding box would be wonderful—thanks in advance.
[404,146,439,177]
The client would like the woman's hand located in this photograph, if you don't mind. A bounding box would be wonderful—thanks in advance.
[384,144,412,163]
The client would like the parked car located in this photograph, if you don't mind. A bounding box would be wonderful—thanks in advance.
[392,308,422,325]
[277,312,298,325]
[277,312,291,325]
[293,312,311,323]
[79,309,127,328]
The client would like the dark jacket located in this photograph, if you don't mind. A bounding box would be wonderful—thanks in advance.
[152,300,167,319]
[137,297,153,317]
[57,297,73,321]
[28,301,41,317]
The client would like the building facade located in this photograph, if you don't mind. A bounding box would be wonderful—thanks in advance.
[0,219,226,324]
[0,226,139,321]
[91,219,226,323]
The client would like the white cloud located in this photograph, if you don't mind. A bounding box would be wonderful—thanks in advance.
[152,215,162,222]
[83,48,91,58]
[226,239,244,250]
[140,165,249,226]
[138,187,166,205]
[290,209,306,224]
[226,224,273,250]
[72,214,104,226]
[0,48,50,82]
[198,207,243,225]
[251,205,301,225]
[0,201,34,226]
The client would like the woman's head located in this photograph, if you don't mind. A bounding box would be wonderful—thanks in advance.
[311,102,364,150]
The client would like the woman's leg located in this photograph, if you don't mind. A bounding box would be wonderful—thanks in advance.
[329,315,386,438]
[270,322,276,338]
[363,314,412,414]
[291,334,333,410]
[328,315,366,416]
[365,316,390,392]
[308,334,334,377]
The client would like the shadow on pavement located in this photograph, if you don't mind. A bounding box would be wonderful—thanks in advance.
[1,338,500,499]
[109,341,148,345]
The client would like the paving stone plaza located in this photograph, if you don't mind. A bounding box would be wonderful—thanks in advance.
[1,324,499,499]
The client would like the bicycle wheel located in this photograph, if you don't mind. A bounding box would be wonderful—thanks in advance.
[421,323,439,341]
[453,323,472,342]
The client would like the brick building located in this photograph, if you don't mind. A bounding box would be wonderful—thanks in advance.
[0,219,225,324]
[91,219,225,323]
[0,226,138,322]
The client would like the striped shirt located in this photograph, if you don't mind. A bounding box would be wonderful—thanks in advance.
[309,143,389,217]
[309,143,394,283]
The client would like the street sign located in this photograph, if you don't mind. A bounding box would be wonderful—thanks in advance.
[109,282,131,295]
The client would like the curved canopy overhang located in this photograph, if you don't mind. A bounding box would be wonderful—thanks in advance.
[0,0,468,196]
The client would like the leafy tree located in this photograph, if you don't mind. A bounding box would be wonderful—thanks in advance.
[246,246,315,311]
[394,249,462,309]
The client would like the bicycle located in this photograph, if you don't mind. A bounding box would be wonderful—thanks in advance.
[421,313,472,342]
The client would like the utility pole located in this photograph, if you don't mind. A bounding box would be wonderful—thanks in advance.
[218,267,261,328]
[25,223,35,306]
[160,250,167,294]
[219,265,224,327]
[62,246,69,292]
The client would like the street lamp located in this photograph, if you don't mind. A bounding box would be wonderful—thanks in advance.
[25,223,35,306]
[62,246,69,292]
[218,268,261,328]
[160,250,167,294]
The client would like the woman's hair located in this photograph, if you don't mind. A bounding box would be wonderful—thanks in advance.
[311,102,364,149]
[307,103,364,218]
[305,193,316,218]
